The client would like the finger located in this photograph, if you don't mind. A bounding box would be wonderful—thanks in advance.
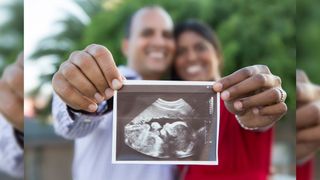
[296,102,320,129]
[52,73,98,112]
[104,73,126,100]
[16,52,24,68]
[254,102,287,116]
[0,80,24,131]
[297,126,320,143]
[296,82,320,103]
[296,70,310,83]
[213,65,270,92]
[296,142,318,161]
[213,65,271,92]
[222,73,281,101]
[2,64,24,99]
[121,74,127,81]
[60,62,103,103]
[235,88,286,111]
[68,50,108,97]
[235,112,276,129]
[84,44,123,90]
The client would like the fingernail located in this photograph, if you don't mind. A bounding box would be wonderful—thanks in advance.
[112,79,122,90]
[213,82,223,92]
[94,93,104,103]
[234,101,243,111]
[88,104,97,112]
[253,108,259,115]
[221,91,230,100]
[105,88,114,99]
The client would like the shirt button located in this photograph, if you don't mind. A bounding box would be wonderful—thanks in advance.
[83,118,91,123]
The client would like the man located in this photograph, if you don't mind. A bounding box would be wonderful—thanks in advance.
[52,6,287,180]
[52,6,176,180]
[296,70,320,180]
[0,54,24,178]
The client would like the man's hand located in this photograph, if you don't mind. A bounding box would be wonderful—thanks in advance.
[52,44,124,113]
[296,70,320,161]
[0,53,24,132]
[213,65,287,129]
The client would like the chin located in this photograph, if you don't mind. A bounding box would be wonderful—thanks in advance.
[150,68,167,75]
[182,74,202,81]
[147,64,169,73]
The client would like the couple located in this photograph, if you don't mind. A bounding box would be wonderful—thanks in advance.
[52,6,287,180]
[0,54,24,178]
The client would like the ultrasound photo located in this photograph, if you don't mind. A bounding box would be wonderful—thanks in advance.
[112,80,220,165]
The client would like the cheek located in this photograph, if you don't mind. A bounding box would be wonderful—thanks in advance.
[199,52,213,67]
[136,39,148,51]
[175,58,186,73]
[131,38,147,54]
[200,52,220,70]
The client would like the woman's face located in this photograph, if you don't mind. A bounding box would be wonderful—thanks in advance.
[175,31,220,81]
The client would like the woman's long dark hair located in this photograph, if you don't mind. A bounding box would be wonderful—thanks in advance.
[171,19,223,80]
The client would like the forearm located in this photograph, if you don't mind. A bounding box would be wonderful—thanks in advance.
[52,93,111,139]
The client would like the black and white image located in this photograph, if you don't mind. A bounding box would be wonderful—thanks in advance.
[112,80,220,165]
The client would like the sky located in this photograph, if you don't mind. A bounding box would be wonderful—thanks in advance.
[24,0,89,94]
[0,0,10,25]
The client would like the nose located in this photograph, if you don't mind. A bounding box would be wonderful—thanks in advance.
[150,32,166,48]
[186,50,197,62]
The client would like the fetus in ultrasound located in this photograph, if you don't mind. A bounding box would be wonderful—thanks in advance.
[124,98,204,159]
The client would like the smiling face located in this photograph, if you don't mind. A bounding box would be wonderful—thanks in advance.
[124,8,175,80]
[175,31,221,81]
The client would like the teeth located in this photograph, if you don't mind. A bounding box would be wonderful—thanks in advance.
[186,65,202,74]
[149,52,165,59]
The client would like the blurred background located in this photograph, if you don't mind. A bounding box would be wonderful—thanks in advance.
[24,0,297,179]
[0,0,23,73]
[0,0,23,179]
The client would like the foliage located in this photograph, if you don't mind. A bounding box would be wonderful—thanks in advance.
[297,0,320,84]
[31,0,296,114]
[0,0,23,74]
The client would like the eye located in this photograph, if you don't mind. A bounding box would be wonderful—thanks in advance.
[195,43,207,52]
[141,29,154,37]
[163,31,173,39]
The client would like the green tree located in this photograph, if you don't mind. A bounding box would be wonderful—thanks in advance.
[297,0,320,83]
[83,0,296,109]
[0,0,23,74]
[31,0,296,116]
[30,0,104,88]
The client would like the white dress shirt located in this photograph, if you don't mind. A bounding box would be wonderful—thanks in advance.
[0,115,24,178]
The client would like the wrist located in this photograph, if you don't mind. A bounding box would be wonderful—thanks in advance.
[67,99,113,119]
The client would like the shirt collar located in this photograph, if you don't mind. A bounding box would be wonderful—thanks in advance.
[118,65,142,80]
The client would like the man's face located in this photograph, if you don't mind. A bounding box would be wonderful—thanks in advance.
[125,9,175,79]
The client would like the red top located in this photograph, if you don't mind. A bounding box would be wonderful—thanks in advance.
[297,160,314,180]
[181,99,273,180]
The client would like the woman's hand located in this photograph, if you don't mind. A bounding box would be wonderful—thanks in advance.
[296,70,320,161]
[213,65,287,130]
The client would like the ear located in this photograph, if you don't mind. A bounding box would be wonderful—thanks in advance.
[121,39,129,58]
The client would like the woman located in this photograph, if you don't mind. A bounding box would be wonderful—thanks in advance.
[172,20,288,180]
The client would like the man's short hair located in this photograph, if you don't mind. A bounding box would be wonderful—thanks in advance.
[124,5,167,39]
